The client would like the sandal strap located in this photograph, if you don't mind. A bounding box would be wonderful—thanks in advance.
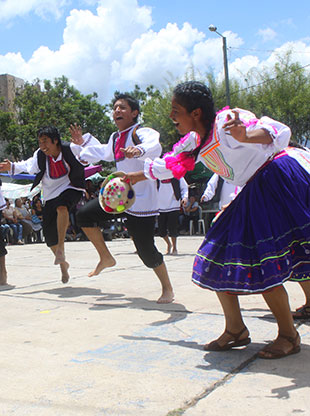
[278,332,300,346]
[225,326,247,342]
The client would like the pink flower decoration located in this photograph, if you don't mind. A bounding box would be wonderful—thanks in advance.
[165,153,195,179]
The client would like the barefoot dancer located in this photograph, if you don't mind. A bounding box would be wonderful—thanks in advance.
[76,94,174,303]
[125,81,310,358]
[0,126,100,283]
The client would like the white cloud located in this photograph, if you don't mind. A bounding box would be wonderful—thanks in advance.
[257,27,277,42]
[0,1,309,104]
[0,0,69,21]
[192,31,243,74]
[115,22,204,89]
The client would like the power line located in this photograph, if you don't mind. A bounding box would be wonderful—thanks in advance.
[225,62,310,98]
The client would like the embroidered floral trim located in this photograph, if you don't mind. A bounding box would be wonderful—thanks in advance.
[81,136,91,147]
[161,107,232,180]
[149,161,157,180]
[134,145,145,158]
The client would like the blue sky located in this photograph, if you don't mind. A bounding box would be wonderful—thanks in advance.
[0,0,309,103]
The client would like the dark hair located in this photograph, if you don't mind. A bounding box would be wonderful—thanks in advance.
[37,126,61,145]
[113,94,140,122]
[173,81,216,158]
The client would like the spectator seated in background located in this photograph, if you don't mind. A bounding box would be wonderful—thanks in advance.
[2,198,24,245]
[31,197,43,242]
[14,198,36,243]
[179,195,199,234]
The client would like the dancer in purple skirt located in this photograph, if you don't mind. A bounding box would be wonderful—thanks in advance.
[125,80,310,359]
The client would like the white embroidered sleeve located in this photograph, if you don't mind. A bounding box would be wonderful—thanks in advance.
[144,157,174,181]
[70,133,102,165]
[257,116,291,152]
[202,174,219,201]
[79,134,115,163]
[10,150,40,176]
[133,128,162,160]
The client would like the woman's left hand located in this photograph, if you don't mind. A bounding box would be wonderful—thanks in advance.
[223,110,247,142]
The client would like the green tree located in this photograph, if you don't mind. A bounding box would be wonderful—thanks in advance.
[0,76,114,160]
[234,53,310,144]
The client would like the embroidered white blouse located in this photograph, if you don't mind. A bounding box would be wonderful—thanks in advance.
[144,108,291,187]
[80,124,162,216]
[9,135,100,201]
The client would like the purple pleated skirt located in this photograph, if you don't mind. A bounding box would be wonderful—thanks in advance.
[192,151,310,294]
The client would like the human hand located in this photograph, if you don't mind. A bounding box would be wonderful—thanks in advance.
[200,195,207,203]
[223,110,247,142]
[0,159,12,172]
[120,146,142,159]
[181,197,188,207]
[122,171,146,185]
[69,123,84,145]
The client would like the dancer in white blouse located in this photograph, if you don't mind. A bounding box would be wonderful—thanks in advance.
[124,80,310,359]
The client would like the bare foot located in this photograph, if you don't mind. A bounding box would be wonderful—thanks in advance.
[157,289,174,304]
[171,249,178,256]
[88,257,116,277]
[54,249,66,265]
[61,261,70,284]
[165,244,172,255]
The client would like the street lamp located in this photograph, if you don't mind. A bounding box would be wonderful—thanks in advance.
[208,24,231,107]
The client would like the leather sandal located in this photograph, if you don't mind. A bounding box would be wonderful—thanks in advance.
[258,332,301,359]
[292,305,310,320]
[204,327,251,351]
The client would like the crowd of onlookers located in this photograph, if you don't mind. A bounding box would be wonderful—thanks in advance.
[0,177,210,247]
[0,194,44,245]
[0,179,106,246]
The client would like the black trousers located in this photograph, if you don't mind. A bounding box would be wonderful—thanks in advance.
[158,210,179,238]
[43,189,83,247]
[76,198,163,269]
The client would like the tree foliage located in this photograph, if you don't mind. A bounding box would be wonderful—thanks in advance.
[0,76,114,160]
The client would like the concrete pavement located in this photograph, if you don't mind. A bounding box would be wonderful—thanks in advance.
[0,236,309,416]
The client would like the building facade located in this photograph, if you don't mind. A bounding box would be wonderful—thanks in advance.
[0,74,25,112]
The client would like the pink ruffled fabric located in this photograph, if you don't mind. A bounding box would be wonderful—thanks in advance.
[165,153,195,179]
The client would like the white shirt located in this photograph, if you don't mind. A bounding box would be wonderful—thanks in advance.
[10,136,100,201]
[158,177,188,213]
[202,173,242,209]
[80,123,162,217]
[144,108,291,187]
